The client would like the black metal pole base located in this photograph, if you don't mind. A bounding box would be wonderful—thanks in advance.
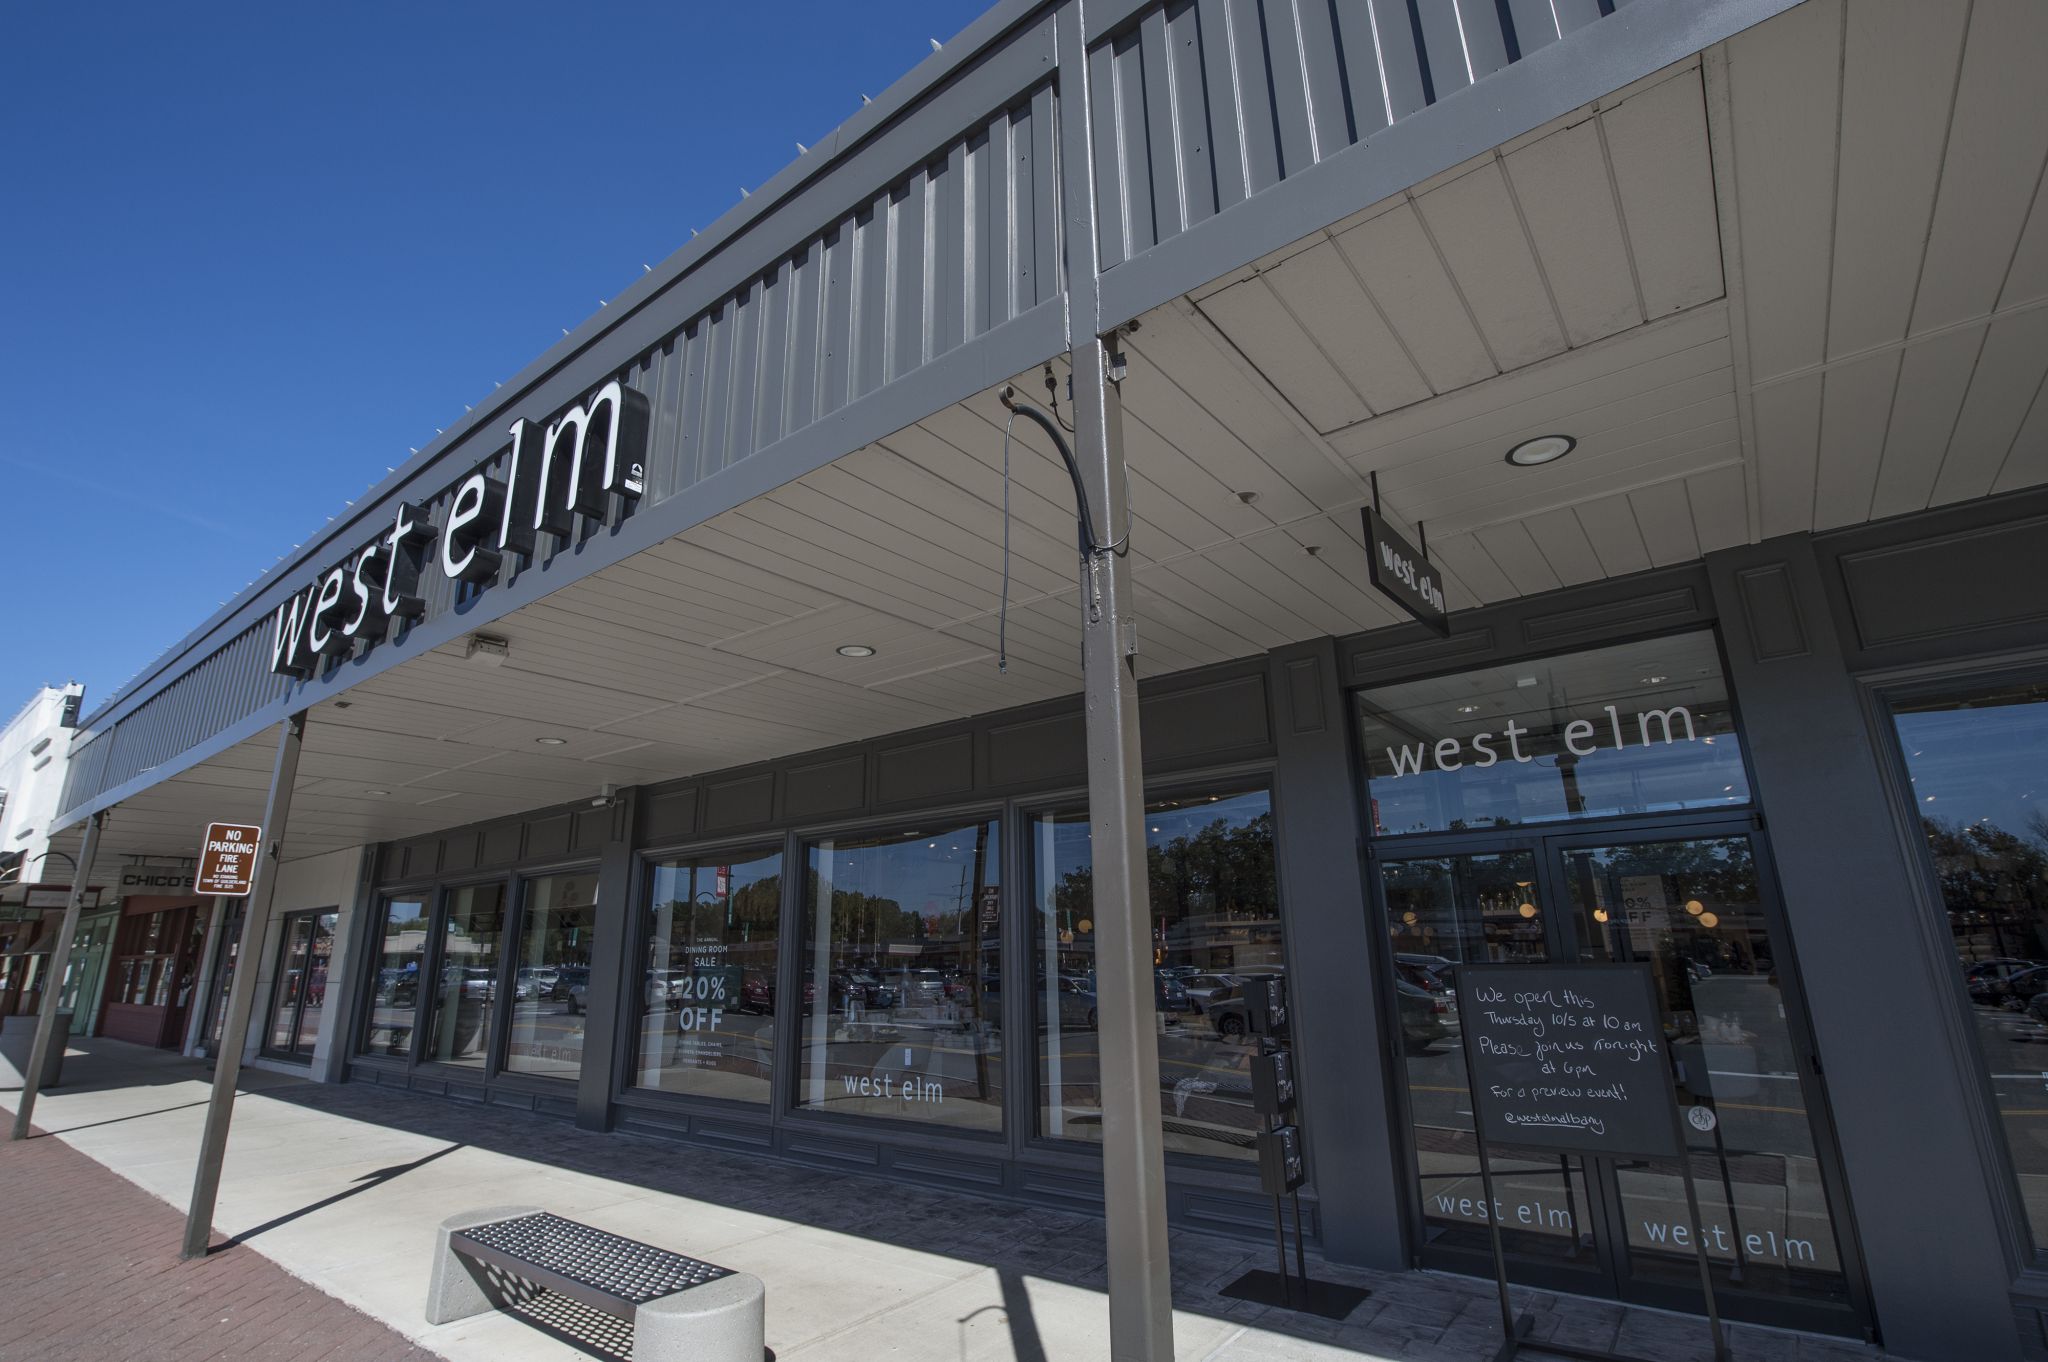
[1491,1312,1536,1362]
[1217,1268,1371,1321]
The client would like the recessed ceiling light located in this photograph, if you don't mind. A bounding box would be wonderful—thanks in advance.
[536,736,569,746]
[365,789,390,796]
[1505,434,1577,467]
[1640,674,1668,685]
[836,644,876,658]
[1456,704,1481,714]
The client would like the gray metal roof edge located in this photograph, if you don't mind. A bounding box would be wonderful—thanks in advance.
[53,297,1070,832]
[1098,0,1804,330]
[77,0,1060,733]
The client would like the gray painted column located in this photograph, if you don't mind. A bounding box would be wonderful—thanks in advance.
[1058,2,1172,1354]
[183,712,305,1259]
[1267,639,1407,1270]
[312,844,380,1083]
[9,809,107,1140]
[577,789,638,1131]
[181,896,231,1057]
[1706,541,2018,1362]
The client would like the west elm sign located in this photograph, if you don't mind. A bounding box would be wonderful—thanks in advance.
[1363,507,1448,635]
[268,381,652,679]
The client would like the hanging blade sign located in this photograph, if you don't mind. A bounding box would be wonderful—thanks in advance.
[1363,506,1450,636]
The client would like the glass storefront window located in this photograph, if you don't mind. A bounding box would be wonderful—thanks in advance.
[1893,680,2048,1248]
[796,818,1002,1131]
[425,883,505,1067]
[1356,632,1749,836]
[503,871,599,1079]
[1030,789,1282,1163]
[633,847,782,1102]
[361,896,426,1057]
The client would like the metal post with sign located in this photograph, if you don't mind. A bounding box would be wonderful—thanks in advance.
[8,810,108,1141]
[182,714,303,1259]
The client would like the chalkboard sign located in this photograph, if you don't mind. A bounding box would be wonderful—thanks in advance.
[1456,962,1680,1160]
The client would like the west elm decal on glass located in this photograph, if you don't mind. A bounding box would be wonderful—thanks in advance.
[268,380,651,679]
[1379,704,1706,777]
[1353,632,1751,835]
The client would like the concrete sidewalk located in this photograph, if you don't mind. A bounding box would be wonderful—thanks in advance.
[0,1038,1881,1362]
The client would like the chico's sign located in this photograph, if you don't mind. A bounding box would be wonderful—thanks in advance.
[268,380,651,679]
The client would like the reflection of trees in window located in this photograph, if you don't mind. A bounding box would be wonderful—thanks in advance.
[657,873,782,944]
[1923,815,2048,961]
[1052,814,1276,921]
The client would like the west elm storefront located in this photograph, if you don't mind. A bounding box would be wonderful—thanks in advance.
[310,492,2048,1350]
[40,1,2048,1357]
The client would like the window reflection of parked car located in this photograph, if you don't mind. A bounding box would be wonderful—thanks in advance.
[1999,965,2048,1009]
[1967,958,2044,1002]
[1396,977,1455,1053]
[884,969,948,1010]
[1055,976,1097,1029]
[1155,970,1189,1015]
[1182,974,1239,1014]
[1395,960,1452,995]
[447,966,495,1001]
[516,966,559,1000]
[550,966,590,1012]
[376,968,419,1006]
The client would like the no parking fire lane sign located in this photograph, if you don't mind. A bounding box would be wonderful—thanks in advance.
[196,822,264,896]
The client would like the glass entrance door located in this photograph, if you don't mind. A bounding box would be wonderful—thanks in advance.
[1378,825,1864,1334]
[263,910,335,1062]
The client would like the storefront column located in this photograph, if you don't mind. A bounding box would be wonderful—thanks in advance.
[183,711,304,1259]
[577,788,638,1131]
[1267,638,1407,1269]
[8,808,107,1141]
[1706,541,2018,1361]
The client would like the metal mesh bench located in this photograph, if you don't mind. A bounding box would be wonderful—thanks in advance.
[427,1204,764,1362]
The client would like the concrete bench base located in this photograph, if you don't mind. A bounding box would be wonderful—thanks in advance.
[425,1204,765,1362]
[632,1272,765,1362]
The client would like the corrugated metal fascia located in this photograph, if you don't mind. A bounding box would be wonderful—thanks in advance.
[77,0,1064,735]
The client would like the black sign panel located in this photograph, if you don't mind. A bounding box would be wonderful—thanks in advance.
[1242,974,1289,1038]
[1456,962,1680,1160]
[1257,1122,1306,1194]
[1251,1048,1296,1116]
[1363,507,1449,635]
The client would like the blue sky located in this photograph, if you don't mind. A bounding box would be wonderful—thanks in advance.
[0,1,985,713]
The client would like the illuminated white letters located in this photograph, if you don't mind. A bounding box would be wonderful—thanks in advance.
[265,379,654,679]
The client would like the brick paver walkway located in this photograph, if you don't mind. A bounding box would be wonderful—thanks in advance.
[0,1125,435,1362]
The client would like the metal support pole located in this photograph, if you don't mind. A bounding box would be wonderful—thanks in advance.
[1050,3,1169,1352]
[181,896,232,1057]
[182,712,304,1259]
[1070,335,1173,1356]
[9,810,107,1141]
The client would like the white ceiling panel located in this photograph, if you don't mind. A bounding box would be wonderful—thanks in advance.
[1599,66,1723,320]
[1415,161,1567,370]
[1724,0,1841,382]
[1907,0,2048,336]
[1827,0,1969,359]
